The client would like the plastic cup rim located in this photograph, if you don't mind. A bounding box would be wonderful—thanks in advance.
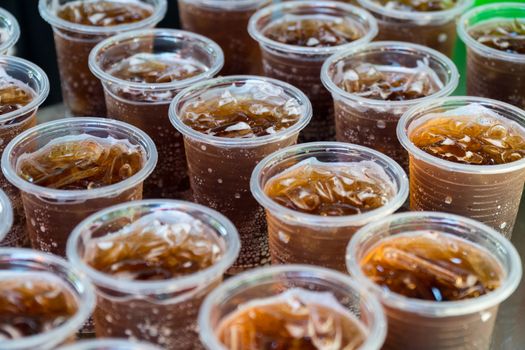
[89,28,225,92]
[66,199,241,294]
[248,0,379,57]
[397,95,525,174]
[169,75,313,148]
[457,2,525,63]
[0,56,50,124]
[321,41,460,107]
[346,211,523,317]
[250,141,409,227]
[0,189,13,244]
[55,339,163,350]
[0,248,96,350]
[198,264,388,350]
[1,117,158,201]
[38,0,167,35]
[179,0,269,10]
[0,7,20,54]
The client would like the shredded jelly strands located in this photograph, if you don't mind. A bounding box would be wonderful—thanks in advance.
[181,81,302,138]
[216,289,368,350]
[56,0,153,26]
[0,68,35,115]
[469,19,525,55]
[85,211,223,281]
[409,104,525,165]
[372,0,458,12]
[263,15,364,48]
[334,61,443,101]
[0,272,78,340]
[107,53,208,84]
[16,135,145,190]
[361,231,504,301]
[264,158,396,216]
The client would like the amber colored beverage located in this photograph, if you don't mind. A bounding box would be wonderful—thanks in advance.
[67,200,239,350]
[347,212,522,350]
[1,118,157,256]
[90,29,224,199]
[458,4,525,110]
[178,0,268,75]
[39,0,166,116]
[249,1,377,142]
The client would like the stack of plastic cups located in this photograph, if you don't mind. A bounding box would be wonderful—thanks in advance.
[0,7,19,54]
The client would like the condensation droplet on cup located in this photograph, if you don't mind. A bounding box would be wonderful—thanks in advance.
[278,231,290,244]
[480,311,492,322]
[444,196,452,204]
[438,33,447,43]
[500,222,507,230]
[218,178,223,184]
[234,193,241,199]
[200,145,206,151]
[377,120,386,129]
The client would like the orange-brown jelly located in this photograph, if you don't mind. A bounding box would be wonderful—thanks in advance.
[0,74,35,115]
[17,135,145,190]
[216,289,367,350]
[56,0,153,26]
[263,15,363,48]
[361,231,503,301]
[469,20,525,55]
[264,158,395,216]
[85,212,223,281]
[0,274,78,339]
[409,106,525,165]
[372,0,458,12]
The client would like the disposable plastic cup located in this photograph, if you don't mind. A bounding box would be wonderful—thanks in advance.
[178,0,268,75]
[0,6,20,54]
[0,189,13,243]
[169,75,312,274]
[1,117,157,256]
[89,28,224,199]
[0,56,49,248]
[251,141,408,271]
[397,96,525,238]
[347,212,522,350]
[198,264,387,350]
[56,339,162,350]
[67,199,240,350]
[358,0,473,56]
[458,3,525,110]
[248,0,377,142]
[0,247,95,350]
[38,0,167,117]
[321,41,459,170]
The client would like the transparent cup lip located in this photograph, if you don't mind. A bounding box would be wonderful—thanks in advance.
[55,339,162,350]
[0,7,20,54]
[248,0,378,57]
[358,0,473,22]
[250,141,409,228]
[0,248,96,350]
[66,199,241,294]
[198,264,387,350]
[321,41,459,108]
[0,189,13,243]
[38,0,167,35]
[89,28,225,92]
[180,0,268,10]
[169,75,313,148]
[457,2,525,63]
[1,117,158,201]
[397,96,525,174]
[346,211,523,317]
[0,56,50,124]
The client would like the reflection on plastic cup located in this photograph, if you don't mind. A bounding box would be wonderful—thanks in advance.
[0,7,20,54]
[0,189,13,244]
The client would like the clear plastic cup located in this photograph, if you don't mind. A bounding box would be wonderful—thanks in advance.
[67,199,240,350]
[397,96,525,238]
[0,56,49,248]
[178,0,268,76]
[358,0,473,57]
[251,141,408,271]
[248,0,377,142]
[56,339,163,350]
[0,7,20,54]
[458,3,525,110]
[38,0,167,117]
[0,189,13,243]
[321,41,459,170]
[346,212,522,350]
[1,117,157,256]
[0,247,96,350]
[89,28,224,199]
[198,264,387,350]
[169,75,312,274]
